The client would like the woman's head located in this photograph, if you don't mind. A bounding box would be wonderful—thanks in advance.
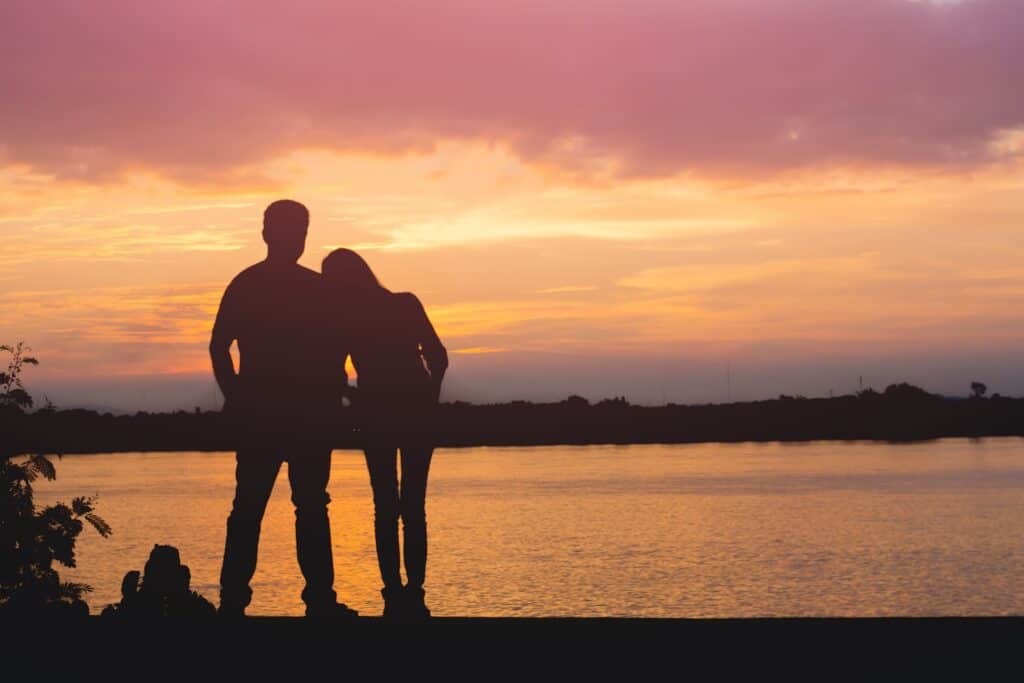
[322,248,386,295]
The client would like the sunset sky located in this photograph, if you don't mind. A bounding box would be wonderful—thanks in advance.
[3,0,1023,411]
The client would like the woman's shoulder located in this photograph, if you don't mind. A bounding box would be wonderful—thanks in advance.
[392,291,424,310]
[389,292,431,326]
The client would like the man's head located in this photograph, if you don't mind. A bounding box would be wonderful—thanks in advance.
[262,199,309,262]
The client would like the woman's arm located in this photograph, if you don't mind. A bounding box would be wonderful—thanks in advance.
[405,293,448,398]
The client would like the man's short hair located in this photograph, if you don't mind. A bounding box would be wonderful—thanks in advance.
[263,200,309,239]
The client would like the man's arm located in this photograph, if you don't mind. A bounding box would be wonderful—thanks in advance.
[209,284,239,405]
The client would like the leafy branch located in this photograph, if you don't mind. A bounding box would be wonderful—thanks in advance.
[1,342,111,613]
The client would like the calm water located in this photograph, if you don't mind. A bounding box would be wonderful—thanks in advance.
[35,439,1024,617]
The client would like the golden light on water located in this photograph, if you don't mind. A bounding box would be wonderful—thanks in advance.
[37,441,1024,617]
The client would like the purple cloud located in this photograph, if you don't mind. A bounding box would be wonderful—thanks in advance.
[3,0,1022,182]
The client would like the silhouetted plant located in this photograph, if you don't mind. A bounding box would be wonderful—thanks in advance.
[0,342,112,614]
[0,342,38,413]
[971,381,988,399]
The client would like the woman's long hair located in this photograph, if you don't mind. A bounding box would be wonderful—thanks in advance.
[322,248,388,295]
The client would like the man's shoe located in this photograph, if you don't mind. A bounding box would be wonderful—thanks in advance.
[305,601,359,619]
[218,603,246,618]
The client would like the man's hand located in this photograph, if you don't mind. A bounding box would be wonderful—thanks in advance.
[209,339,239,409]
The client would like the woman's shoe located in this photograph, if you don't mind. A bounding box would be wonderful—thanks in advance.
[402,585,431,622]
[381,585,404,622]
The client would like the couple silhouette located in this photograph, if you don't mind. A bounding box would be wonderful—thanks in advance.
[209,200,448,620]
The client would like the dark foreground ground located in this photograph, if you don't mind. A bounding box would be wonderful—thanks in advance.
[7,617,1022,674]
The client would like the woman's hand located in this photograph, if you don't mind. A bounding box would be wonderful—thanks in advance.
[341,383,359,405]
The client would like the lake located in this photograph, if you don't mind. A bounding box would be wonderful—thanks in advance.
[35,438,1024,617]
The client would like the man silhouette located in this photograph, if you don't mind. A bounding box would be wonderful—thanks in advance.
[210,199,353,617]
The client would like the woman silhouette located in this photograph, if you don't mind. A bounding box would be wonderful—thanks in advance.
[322,248,448,621]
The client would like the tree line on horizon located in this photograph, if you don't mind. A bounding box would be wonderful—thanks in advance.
[8,386,1022,455]
[5,340,1021,458]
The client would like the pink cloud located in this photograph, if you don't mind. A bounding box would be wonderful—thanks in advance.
[3,0,1023,182]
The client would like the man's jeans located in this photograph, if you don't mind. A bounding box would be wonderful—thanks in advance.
[220,446,336,610]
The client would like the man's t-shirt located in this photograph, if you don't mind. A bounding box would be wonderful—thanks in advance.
[212,260,341,420]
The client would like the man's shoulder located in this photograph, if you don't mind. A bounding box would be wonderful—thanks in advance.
[296,264,324,286]
[219,263,264,302]
[228,262,320,306]
[225,262,322,288]
[296,263,321,278]
[226,262,267,286]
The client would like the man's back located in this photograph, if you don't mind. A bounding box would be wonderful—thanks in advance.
[213,199,352,618]
[212,260,334,417]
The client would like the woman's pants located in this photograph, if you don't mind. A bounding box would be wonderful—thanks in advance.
[364,446,434,590]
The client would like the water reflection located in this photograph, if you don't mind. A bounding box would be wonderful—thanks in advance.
[36,439,1024,616]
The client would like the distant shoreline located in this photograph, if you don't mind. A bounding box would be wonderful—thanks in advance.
[38,435,1024,457]
[5,383,1023,456]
